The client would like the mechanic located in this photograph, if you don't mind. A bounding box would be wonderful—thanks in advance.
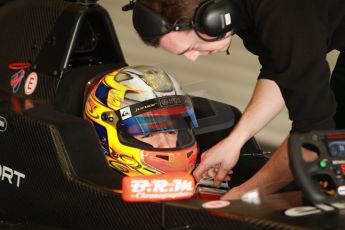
[123,0,345,199]
[83,65,200,177]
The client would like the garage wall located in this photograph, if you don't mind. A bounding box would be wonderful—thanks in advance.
[101,0,339,151]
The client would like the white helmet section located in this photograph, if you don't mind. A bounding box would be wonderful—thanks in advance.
[114,65,185,107]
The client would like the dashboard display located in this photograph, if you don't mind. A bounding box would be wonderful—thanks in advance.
[327,140,345,157]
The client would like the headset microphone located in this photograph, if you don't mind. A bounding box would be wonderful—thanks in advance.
[226,47,230,55]
[225,34,233,55]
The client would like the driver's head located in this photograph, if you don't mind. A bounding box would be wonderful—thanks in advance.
[84,65,199,176]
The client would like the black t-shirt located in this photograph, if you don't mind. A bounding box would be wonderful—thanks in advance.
[232,0,345,133]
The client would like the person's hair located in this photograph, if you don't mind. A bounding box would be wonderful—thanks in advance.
[137,0,204,47]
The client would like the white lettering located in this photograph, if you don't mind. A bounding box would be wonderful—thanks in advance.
[24,72,38,95]
[285,202,345,217]
[2,166,13,184]
[13,170,25,187]
[285,206,321,217]
[0,163,25,187]
[152,180,169,193]
[332,160,345,165]
[130,180,151,193]
[172,179,194,192]
[133,191,193,199]
[128,178,194,200]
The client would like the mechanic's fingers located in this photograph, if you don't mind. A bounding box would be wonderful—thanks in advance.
[214,166,230,187]
[193,160,211,182]
[207,167,217,178]
[202,169,232,180]
[199,168,217,182]
[194,151,223,181]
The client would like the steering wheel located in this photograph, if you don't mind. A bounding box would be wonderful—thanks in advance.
[288,130,345,204]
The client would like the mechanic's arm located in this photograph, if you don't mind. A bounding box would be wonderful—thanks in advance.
[221,137,291,200]
[193,78,285,186]
[221,136,319,200]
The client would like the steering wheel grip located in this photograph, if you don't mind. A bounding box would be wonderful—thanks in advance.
[288,131,342,204]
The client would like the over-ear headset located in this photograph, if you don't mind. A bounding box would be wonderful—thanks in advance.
[122,0,238,42]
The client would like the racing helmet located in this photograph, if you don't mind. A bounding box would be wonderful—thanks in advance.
[84,65,199,176]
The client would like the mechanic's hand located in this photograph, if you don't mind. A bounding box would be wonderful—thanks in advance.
[204,167,233,183]
[193,137,241,187]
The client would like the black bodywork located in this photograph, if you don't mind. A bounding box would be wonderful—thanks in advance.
[0,1,344,230]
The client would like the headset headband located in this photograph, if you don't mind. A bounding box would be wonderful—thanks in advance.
[124,1,193,41]
[123,0,237,42]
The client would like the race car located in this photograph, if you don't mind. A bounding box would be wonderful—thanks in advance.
[0,0,344,229]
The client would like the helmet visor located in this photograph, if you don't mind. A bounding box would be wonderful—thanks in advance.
[120,106,191,135]
[118,106,195,149]
[116,96,198,150]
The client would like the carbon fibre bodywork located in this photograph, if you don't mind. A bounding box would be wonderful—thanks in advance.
[0,1,344,230]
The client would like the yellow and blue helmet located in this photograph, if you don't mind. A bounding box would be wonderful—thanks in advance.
[84,65,199,176]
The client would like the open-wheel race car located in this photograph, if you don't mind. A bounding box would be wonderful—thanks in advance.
[1,1,345,229]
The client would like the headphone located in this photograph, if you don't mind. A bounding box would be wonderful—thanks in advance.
[123,0,238,41]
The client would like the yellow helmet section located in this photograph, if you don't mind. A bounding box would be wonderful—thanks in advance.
[103,69,132,111]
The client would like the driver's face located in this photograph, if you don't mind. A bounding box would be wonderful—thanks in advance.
[133,130,178,148]
[159,30,232,62]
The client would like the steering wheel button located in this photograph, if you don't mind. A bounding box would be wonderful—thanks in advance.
[319,160,328,168]
[337,186,345,196]
[335,168,342,175]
